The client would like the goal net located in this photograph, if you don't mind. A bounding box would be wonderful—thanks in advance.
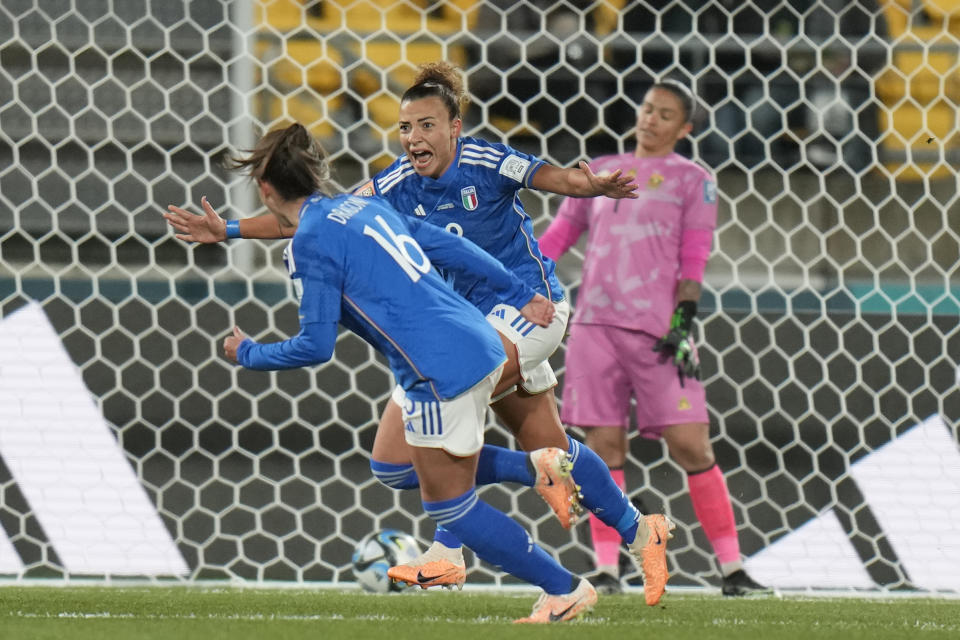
[1,0,958,592]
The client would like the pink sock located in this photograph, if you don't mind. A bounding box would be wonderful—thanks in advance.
[589,468,626,570]
[688,464,740,566]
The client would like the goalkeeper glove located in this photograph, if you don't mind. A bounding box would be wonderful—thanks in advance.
[653,300,701,383]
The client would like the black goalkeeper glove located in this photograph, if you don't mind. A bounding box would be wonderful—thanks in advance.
[653,300,701,383]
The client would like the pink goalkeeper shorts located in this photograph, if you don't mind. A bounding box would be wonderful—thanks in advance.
[560,323,708,438]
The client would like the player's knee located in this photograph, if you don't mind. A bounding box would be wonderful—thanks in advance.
[664,423,714,470]
[583,428,628,466]
[370,459,420,490]
[672,445,715,472]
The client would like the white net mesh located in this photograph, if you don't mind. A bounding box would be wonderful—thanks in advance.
[1,0,958,591]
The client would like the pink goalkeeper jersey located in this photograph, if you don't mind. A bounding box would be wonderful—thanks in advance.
[552,152,717,337]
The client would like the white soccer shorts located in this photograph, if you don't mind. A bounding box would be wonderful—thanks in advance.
[485,298,569,394]
[393,364,503,457]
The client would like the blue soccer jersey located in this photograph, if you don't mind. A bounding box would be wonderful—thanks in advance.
[236,194,538,402]
[364,136,566,313]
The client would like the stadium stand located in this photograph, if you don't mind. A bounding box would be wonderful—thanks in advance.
[876,0,960,179]
[257,0,475,167]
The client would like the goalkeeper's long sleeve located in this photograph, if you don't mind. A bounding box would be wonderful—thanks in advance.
[538,215,586,261]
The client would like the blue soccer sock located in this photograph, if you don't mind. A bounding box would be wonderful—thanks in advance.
[371,446,534,492]
[432,445,533,549]
[374,450,537,552]
[475,444,535,486]
[566,435,640,542]
[423,488,575,594]
[370,460,420,490]
[433,525,461,550]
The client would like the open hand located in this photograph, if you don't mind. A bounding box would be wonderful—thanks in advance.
[580,161,638,200]
[164,196,227,243]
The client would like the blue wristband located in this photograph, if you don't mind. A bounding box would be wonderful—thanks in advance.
[224,219,241,239]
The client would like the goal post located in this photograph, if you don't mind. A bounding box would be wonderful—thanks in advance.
[0,0,958,592]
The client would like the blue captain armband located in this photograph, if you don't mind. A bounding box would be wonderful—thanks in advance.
[225,219,241,239]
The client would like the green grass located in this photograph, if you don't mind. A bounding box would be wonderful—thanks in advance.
[0,585,958,640]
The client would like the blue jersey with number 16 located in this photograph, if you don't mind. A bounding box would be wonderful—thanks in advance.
[237,194,538,402]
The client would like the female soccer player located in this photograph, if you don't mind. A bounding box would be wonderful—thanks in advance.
[165,63,675,606]
[221,122,596,622]
[538,79,770,597]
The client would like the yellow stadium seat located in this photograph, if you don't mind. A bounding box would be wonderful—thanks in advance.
[877,1,960,179]
[255,1,477,149]
[265,40,343,94]
[923,0,960,19]
[262,0,479,34]
[880,101,955,141]
[361,42,468,130]
[257,0,305,32]
[875,32,959,104]
[256,88,338,139]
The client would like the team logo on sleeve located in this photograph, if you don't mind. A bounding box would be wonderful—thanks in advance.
[499,155,530,182]
[704,180,717,203]
[353,180,375,196]
[460,186,478,211]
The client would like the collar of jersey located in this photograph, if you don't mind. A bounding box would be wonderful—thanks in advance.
[420,137,464,191]
[298,196,314,221]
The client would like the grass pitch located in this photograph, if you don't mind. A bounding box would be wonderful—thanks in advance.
[1,585,958,640]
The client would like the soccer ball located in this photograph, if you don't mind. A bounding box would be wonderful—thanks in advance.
[351,529,421,593]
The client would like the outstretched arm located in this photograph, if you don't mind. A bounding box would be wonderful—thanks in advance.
[164,197,293,243]
[530,161,638,199]
[224,320,338,369]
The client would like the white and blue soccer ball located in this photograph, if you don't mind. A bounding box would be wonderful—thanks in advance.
[351,529,421,593]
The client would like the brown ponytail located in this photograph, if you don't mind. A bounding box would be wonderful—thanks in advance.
[226,123,334,200]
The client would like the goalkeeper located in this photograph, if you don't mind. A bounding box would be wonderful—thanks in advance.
[539,79,769,597]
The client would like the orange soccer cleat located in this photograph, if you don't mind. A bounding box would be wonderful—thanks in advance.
[627,514,676,606]
[513,578,597,624]
[387,542,466,590]
[529,447,583,529]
